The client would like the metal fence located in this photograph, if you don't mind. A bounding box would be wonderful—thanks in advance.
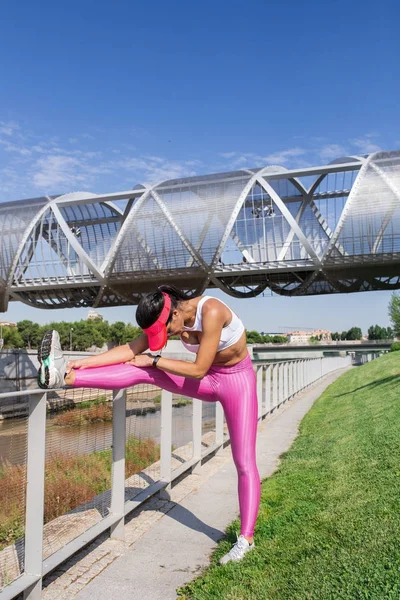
[0,355,355,600]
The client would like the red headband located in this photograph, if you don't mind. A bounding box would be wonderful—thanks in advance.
[143,292,172,351]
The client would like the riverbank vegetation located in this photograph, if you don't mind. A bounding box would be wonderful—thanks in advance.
[0,436,159,551]
[51,401,113,426]
[178,352,400,599]
[49,394,192,426]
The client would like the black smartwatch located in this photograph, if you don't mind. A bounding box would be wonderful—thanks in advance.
[152,354,162,368]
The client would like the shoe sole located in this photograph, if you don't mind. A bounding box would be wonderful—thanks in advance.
[37,330,54,389]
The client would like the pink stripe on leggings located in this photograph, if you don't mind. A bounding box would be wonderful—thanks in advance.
[72,354,260,537]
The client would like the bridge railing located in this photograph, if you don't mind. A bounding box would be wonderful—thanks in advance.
[0,355,354,600]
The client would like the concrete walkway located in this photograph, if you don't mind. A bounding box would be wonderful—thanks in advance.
[42,368,348,600]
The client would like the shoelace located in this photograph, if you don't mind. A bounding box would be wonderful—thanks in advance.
[227,536,248,560]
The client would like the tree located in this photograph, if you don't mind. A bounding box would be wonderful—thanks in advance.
[368,325,393,340]
[246,330,263,344]
[344,327,362,341]
[123,325,142,344]
[72,320,105,351]
[389,292,400,337]
[110,322,128,346]
[271,335,287,344]
[17,320,42,349]
[90,318,110,340]
[2,326,24,348]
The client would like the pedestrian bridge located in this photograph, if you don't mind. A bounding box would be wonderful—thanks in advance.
[0,150,399,312]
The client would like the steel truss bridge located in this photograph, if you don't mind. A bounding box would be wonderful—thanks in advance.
[0,150,399,312]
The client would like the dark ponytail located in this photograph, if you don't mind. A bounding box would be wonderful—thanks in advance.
[136,285,192,329]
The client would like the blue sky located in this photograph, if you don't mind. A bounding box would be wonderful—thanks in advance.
[1,0,399,333]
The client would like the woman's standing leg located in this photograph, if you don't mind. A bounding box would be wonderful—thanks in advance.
[217,363,261,539]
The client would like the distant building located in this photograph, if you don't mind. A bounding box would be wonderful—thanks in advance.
[0,321,17,328]
[87,310,104,322]
[287,329,331,344]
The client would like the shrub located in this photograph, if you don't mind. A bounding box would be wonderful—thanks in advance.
[390,341,400,352]
[51,403,113,426]
[0,436,160,549]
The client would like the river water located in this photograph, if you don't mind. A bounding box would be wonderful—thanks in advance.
[0,403,217,466]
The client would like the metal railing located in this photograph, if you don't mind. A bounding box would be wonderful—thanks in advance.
[0,356,354,600]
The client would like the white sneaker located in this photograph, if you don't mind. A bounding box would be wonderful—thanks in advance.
[38,330,67,389]
[219,534,255,565]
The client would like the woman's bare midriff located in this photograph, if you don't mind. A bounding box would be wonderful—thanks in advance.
[212,330,249,366]
[180,329,248,367]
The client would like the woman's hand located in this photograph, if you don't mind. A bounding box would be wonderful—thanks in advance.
[125,353,154,368]
[66,359,86,373]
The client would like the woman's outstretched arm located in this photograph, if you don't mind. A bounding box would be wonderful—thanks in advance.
[66,334,149,372]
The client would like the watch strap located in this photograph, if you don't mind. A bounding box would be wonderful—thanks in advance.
[152,354,162,368]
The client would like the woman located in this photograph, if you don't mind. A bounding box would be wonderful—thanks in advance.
[37,285,261,564]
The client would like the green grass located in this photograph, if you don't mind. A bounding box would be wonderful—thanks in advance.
[178,352,400,600]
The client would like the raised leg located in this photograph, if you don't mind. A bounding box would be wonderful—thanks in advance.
[71,363,217,403]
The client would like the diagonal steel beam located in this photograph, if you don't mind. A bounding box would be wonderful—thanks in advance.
[151,189,210,273]
[321,155,372,262]
[257,175,321,267]
[51,203,105,282]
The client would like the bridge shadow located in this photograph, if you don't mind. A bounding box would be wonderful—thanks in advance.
[335,374,400,397]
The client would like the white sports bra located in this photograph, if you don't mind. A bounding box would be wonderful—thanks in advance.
[180,296,245,354]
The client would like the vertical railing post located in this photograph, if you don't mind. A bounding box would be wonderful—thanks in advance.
[265,364,271,415]
[297,360,301,391]
[282,362,287,402]
[292,361,296,396]
[256,365,263,419]
[278,362,284,406]
[192,398,202,473]
[160,389,172,499]
[273,363,278,409]
[23,392,47,600]
[110,389,126,540]
[296,360,300,392]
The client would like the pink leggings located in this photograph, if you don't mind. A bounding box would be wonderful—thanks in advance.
[72,354,260,537]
